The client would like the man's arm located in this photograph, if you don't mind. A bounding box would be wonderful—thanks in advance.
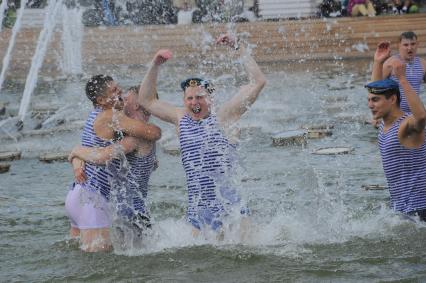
[138,49,183,125]
[216,34,267,126]
[371,41,391,81]
[113,111,162,141]
[68,137,139,165]
[394,60,426,137]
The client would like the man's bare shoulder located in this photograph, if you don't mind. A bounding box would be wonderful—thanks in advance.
[384,55,398,66]
[175,108,187,123]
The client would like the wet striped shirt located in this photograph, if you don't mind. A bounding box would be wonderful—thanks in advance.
[390,56,424,113]
[378,114,426,213]
[81,108,118,199]
[124,147,156,216]
[178,114,240,228]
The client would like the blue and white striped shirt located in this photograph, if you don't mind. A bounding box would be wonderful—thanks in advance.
[178,114,241,229]
[390,56,424,113]
[81,108,118,199]
[378,114,426,213]
[124,147,156,216]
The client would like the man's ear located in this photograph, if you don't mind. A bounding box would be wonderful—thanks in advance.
[96,95,105,106]
[390,94,398,105]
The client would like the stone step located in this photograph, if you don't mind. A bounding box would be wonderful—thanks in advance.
[0,13,425,80]
[0,163,10,173]
[0,151,22,161]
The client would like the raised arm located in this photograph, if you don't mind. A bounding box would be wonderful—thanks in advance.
[68,137,139,165]
[394,60,426,136]
[216,34,267,126]
[138,49,183,125]
[371,41,391,81]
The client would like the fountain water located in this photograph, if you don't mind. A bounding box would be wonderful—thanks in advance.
[61,4,83,76]
[1,1,426,281]
[0,0,28,96]
[17,0,63,125]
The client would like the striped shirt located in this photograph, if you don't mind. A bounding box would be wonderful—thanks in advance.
[378,114,426,213]
[80,108,156,219]
[81,108,118,199]
[121,147,156,217]
[178,114,240,229]
[390,56,425,113]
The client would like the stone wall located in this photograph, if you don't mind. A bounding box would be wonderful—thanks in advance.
[0,13,425,81]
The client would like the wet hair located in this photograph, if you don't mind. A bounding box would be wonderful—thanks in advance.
[127,86,139,94]
[399,31,417,42]
[382,90,401,107]
[127,85,159,99]
[85,74,113,105]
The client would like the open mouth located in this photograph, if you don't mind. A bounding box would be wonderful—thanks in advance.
[192,105,201,114]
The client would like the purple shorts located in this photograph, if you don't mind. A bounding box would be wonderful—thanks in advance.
[65,183,112,229]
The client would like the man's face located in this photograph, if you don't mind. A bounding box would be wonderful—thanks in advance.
[367,92,394,120]
[183,86,211,120]
[104,80,124,110]
[399,38,418,61]
[124,91,151,122]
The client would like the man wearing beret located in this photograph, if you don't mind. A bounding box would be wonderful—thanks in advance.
[137,33,266,236]
[371,32,426,113]
[366,53,426,221]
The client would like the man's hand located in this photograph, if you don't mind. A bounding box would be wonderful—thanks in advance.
[71,157,86,183]
[374,41,391,63]
[153,49,172,66]
[216,33,238,49]
[68,145,84,163]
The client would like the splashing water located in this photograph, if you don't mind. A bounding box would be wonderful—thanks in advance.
[0,0,28,96]
[61,5,83,76]
[17,0,62,123]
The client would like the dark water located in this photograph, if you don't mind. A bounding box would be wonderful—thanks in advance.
[1,59,426,282]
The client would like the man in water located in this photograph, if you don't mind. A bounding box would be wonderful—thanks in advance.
[66,76,161,252]
[138,34,267,235]
[371,32,425,114]
[69,86,159,248]
[366,57,426,221]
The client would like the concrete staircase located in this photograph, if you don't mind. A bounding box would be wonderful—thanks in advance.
[0,12,425,81]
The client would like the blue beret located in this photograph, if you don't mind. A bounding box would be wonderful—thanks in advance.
[365,78,399,94]
[180,77,214,94]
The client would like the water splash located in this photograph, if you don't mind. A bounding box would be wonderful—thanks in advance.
[61,5,83,76]
[0,0,28,96]
[17,0,62,123]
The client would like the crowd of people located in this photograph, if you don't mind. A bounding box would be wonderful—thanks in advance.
[319,0,422,17]
[0,0,424,28]
[63,30,426,252]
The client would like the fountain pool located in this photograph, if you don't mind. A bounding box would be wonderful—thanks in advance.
[1,55,426,282]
